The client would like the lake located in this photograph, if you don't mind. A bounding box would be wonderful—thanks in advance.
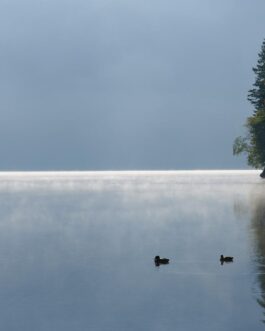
[0,170,264,330]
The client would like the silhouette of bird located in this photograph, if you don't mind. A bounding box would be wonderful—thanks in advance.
[154,255,170,265]
[220,255,233,263]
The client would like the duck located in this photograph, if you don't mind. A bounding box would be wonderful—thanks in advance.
[220,255,233,263]
[154,255,170,265]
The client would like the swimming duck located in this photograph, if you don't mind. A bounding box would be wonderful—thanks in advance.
[154,255,170,265]
[220,255,233,263]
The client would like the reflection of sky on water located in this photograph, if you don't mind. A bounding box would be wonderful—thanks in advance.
[0,171,264,330]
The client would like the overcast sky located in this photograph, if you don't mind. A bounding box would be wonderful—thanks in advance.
[0,0,264,170]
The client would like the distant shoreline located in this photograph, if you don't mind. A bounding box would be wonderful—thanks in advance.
[0,169,259,176]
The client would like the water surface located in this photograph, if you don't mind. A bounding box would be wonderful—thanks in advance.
[0,170,264,330]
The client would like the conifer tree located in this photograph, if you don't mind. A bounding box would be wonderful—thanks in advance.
[233,39,265,177]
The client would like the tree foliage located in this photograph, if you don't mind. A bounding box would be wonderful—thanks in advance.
[233,39,265,168]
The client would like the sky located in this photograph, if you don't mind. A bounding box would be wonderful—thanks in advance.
[0,0,264,171]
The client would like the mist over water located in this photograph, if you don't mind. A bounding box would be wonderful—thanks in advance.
[0,170,264,330]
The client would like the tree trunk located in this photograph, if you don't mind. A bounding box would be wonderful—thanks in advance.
[260,168,265,178]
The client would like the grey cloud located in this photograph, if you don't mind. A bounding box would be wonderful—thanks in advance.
[0,0,264,169]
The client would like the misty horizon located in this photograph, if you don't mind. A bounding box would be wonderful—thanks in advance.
[0,0,264,170]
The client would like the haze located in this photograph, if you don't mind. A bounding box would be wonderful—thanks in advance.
[0,0,264,170]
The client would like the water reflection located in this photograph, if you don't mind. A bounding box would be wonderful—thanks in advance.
[0,171,263,330]
[248,186,265,323]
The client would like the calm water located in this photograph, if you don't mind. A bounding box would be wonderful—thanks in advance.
[0,170,264,330]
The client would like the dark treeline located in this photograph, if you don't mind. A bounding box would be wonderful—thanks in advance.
[234,39,265,177]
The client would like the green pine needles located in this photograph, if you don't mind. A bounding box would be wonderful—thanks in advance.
[233,39,265,170]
